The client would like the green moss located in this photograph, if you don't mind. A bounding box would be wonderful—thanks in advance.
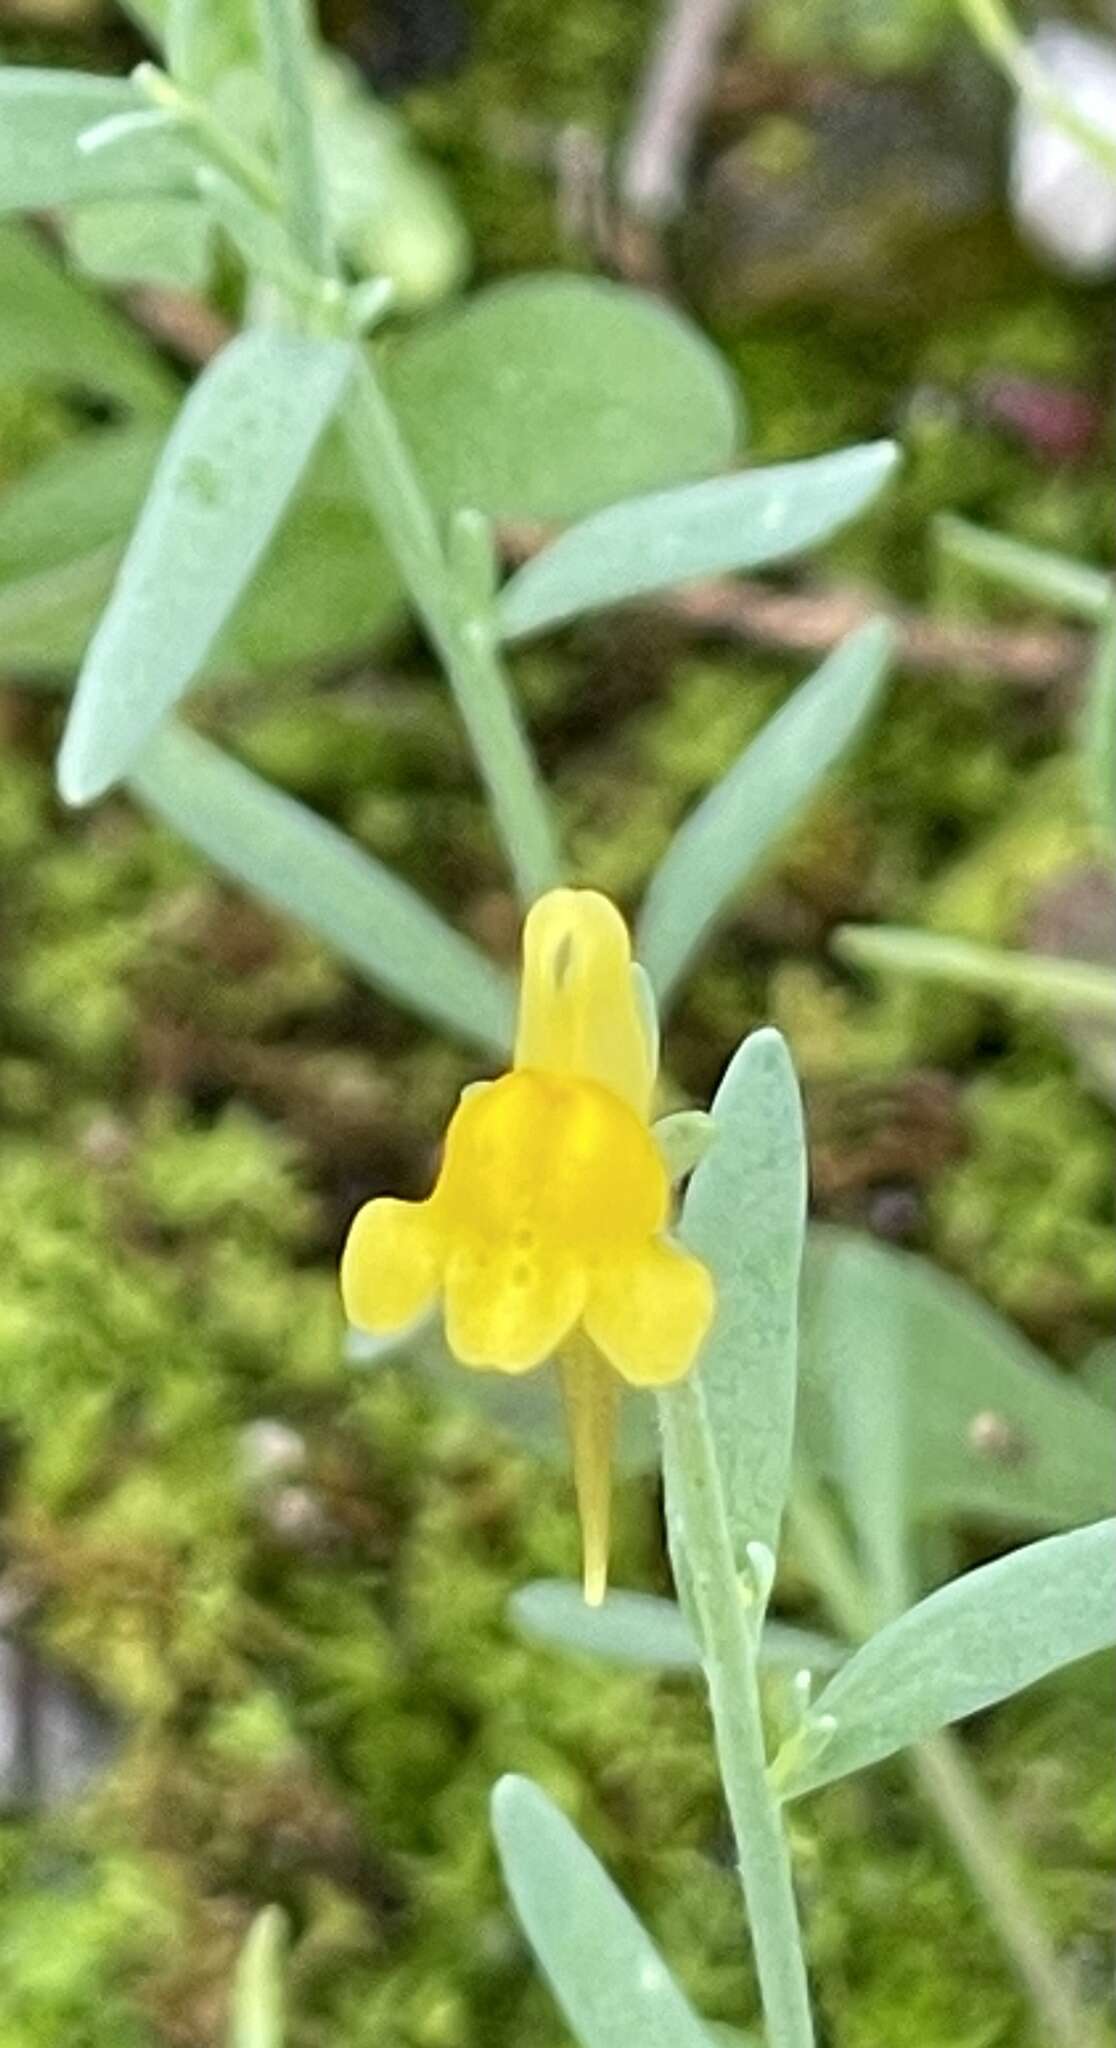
[0,6,1113,2038]
[935,1060,1116,1326]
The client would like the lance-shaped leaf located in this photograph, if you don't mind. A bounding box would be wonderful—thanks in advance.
[679,1028,806,1567]
[229,1907,286,2048]
[800,1229,1116,1530]
[491,1775,715,2048]
[0,424,405,682]
[821,1234,912,1622]
[498,440,899,642]
[57,328,356,805]
[64,197,214,292]
[0,424,164,583]
[166,0,262,93]
[0,67,195,212]
[836,924,1116,1018]
[936,514,1112,623]
[0,548,120,673]
[638,619,893,1003]
[509,1580,843,1675]
[0,221,177,414]
[129,724,514,1054]
[778,1519,1116,1800]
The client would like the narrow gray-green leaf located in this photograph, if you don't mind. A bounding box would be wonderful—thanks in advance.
[255,0,334,277]
[509,1580,844,1675]
[0,425,163,583]
[0,68,194,212]
[639,619,893,1001]
[821,1237,912,1622]
[680,1028,806,1566]
[836,924,1116,1017]
[129,723,514,1053]
[349,1326,660,1475]
[0,435,404,682]
[386,273,740,524]
[167,0,261,91]
[0,221,177,414]
[0,547,119,672]
[780,1519,1116,1799]
[499,440,898,642]
[57,328,355,804]
[801,1229,1116,1530]
[491,1775,713,2048]
[229,1906,286,2048]
[937,514,1112,623]
[64,197,214,291]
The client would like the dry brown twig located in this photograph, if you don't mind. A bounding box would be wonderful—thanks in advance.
[499,525,1087,689]
[621,0,743,224]
[116,293,1087,695]
[664,576,1087,689]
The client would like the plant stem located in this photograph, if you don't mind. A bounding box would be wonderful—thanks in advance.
[955,0,1116,173]
[149,8,560,902]
[344,361,562,904]
[787,1482,1100,2048]
[134,63,280,213]
[254,0,336,277]
[660,1375,815,2048]
[913,1732,1101,2048]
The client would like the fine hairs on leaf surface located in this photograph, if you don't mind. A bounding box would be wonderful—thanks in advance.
[491,1775,734,2048]
[57,328,356,805]
[777,1518,1116,1799]
[129,723,514,1054]
[638,618,894,1001]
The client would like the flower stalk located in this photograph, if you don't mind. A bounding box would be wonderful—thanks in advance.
[787,1478,1100,2048]
[660,1372,815,2048]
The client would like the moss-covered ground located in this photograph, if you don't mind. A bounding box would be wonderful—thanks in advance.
[0,1,1113,2043]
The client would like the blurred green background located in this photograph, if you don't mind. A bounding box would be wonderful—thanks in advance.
[0,1,1112,2043]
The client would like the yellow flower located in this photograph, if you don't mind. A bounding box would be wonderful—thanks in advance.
[341,888,714,1601]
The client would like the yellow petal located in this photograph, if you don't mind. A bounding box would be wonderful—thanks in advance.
[435,1069,667,1256]
[340,1197,442,1334]
[443,1238,586,1372]
[514,889,654,1117]
[584,1237,714,1387]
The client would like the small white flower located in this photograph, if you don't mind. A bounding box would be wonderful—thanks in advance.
[1010,23,1116,278]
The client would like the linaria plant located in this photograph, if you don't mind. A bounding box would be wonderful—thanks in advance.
[6,1,1114,2043]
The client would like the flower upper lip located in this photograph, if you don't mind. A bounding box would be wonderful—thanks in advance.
[340,886,715,1600]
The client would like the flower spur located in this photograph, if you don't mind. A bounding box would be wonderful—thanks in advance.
[341,887,714,1602]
